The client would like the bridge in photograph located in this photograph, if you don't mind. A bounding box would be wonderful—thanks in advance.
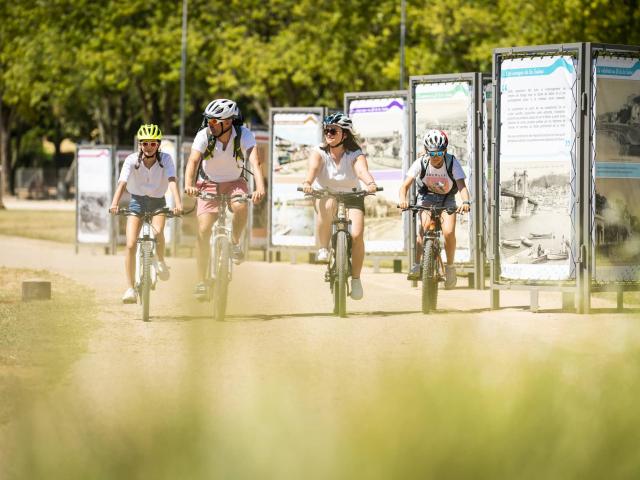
[501,170,539,218]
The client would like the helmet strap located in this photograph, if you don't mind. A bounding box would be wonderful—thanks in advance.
[212,122,232,139]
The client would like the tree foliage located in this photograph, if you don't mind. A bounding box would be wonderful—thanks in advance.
[1,0,639,198]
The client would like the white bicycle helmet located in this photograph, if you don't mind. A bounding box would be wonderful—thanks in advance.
[423,129,449,152]
[203,98,239,120]
[323,112,355,135]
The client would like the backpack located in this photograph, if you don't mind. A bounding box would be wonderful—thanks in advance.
[417,152,458,197]
[197,123,251,182]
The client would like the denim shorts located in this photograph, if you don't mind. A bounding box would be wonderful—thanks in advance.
[129,194,166,214]
[417,191,457,210]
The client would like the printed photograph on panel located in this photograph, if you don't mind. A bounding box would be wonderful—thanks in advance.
[499,162,571,265]
[79,192,110,234]
[595,76,640,267]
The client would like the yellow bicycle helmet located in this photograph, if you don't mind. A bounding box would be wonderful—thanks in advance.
[137,123,163,141]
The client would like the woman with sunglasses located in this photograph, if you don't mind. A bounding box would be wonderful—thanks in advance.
[398,129,470,289]
[301,112,378,300]
[109,123,183,303]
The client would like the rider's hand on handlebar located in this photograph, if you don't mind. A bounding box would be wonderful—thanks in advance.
[252,188,265,204]
[302,182,313,194]
[173,203,183,216]
[185,185,198,197]
[366,182,378,193]
[109,204,119,214]
[398,199,409,210]
[457,202,470,214]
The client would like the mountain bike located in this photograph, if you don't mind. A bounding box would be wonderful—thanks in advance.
[402,205,455,314]
[299,187,382,317]
[196,191,249,321]
[115,207,180,322]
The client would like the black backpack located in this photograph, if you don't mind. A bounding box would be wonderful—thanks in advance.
[197,123,250,181]
[417,152,458,197]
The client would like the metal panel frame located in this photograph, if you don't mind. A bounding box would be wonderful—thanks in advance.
[75,144,115,254]
[343,89,409,256]
[267,107,326,260]
[583,43,640,312]
[490,43,586,310]
[408,73,485,288]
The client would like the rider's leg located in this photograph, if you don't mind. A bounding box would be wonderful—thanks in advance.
[230,200,248,245]
[442,211,457,265]
[151,215,167,261]
[349,208,365,279]
[197,213,217,282]
[125,215,143,288]
[315,197,336,250]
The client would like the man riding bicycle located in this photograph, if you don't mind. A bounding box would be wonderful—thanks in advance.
[399,129,471,289]
[184,98,266,299]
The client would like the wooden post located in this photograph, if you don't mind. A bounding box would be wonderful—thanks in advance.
[22,280,51,301]
[393,259,402,273]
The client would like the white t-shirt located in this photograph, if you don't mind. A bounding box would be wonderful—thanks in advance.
[192,126,256,182]
[406,154,465,195]
[118,152,176,198]
[312,147,364,192]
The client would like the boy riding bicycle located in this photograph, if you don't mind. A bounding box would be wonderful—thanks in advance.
[109,124,183,303]
[398,129,471,289]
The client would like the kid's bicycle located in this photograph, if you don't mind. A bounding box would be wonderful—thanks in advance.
[401,205,455,314]
[299,187,382,318]
[196,191,249,321]
[115,207,180,322]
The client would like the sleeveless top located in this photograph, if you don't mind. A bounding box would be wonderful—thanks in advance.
[312,146,363,192]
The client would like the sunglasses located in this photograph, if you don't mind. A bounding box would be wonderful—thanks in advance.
[140,141,158,147]
[324,128,339,136]
[428,151,445,157]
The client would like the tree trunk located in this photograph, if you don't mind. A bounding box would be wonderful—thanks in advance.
[0,101,12,209]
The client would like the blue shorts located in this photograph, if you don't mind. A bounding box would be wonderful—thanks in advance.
[417,191,457,210]
[129,194,166,215]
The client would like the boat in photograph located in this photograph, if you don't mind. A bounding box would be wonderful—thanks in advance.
[529,232,554,239]
[501,239,522,248]
[531,254,548,263]
[520,236,534,247]
[546,251,569,260]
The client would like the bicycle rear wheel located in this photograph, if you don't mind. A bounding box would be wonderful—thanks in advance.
[421,239,438,314]
[334,231,348,318]
[141,244,152,321]
[213,237,230,321]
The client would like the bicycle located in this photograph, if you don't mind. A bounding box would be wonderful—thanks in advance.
[196,191,249,321]
[114,207,180,322]
[298,187,382,318]
[401,205,455,314]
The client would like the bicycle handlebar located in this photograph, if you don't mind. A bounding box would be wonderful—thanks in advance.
[113,207,181,218]
[196,192,250,202]
[397,204,461,214]
[296,187,383,198]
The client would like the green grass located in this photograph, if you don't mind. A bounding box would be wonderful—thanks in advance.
[5,326,640,479]
[0,267,96,425]
[0,209,75,243]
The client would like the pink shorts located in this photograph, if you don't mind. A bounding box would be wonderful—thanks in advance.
[196,179,249,216]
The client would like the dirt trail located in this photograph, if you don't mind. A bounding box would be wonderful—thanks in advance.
[1,235,638,430]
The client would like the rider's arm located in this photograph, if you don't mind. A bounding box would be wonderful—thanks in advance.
[456,179,471,213]
[110,181,127,213]
[398,176,414,209]
[302,150,322,192]
[184,149,202,195]
[353,154,377,191]
[247,146,266,203]
[167,178,183,213]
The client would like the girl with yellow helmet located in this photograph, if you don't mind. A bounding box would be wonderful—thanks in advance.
[109,123,183,304]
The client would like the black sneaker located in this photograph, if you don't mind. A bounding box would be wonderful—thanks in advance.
[407,264,422,281]
[231,243,244,264]
[193,282,208,301]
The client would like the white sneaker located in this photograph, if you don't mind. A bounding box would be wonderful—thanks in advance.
[316,248,329,263]
[122,287,137,304]
[156,260,170,281]
[350,278,363,300]
[444,265,457,290]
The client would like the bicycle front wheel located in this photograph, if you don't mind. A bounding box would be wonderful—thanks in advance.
[213,237,230,321]
[334,231,348,318]
[421,238,438,314]
[141,244,152,321]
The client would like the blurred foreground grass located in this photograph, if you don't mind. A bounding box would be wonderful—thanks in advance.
[0,267,96,424]
[4,319,640,479]
[0,210,75,243]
